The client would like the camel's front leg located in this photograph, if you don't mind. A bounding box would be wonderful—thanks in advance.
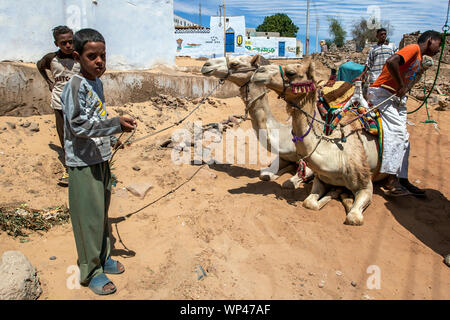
[282,166,314,189]
[340,193,354,213]
[344,181,373,226]
[260,156,292,181]
[302,177,340,210]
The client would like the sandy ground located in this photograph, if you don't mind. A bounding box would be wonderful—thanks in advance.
[0,59,449,300]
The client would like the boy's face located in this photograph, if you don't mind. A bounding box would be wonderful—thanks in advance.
[425,38,442,57]
[54,32,74,55]
[74,41,106,80]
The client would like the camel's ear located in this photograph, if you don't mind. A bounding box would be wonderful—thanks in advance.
[251,55,270,68]
[306,59,316,82]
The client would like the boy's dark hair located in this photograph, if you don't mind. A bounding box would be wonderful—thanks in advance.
[376,28,387,34]
[73,28,105,54]
[418,30,442,44]
[52,25,73,41]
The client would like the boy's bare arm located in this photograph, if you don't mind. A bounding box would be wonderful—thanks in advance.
[36,52,56,91]
[386,54,407,97]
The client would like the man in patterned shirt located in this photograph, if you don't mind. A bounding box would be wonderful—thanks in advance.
[37,26,80,186]
[354,28,398,85]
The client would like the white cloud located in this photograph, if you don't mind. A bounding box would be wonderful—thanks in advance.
[174,0,217,16]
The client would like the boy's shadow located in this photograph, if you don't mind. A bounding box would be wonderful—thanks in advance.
[48,143,65,165]
[374,182,450,258]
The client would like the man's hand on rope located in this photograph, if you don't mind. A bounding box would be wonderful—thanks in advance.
[396,85,409,98]
[120,116,137,132]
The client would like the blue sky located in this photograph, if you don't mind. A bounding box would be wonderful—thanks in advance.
[174,0,448,53]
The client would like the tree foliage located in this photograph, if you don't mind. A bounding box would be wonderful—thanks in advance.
[256,13,299,37]
[351,18,394,51]
[327,17,347,47]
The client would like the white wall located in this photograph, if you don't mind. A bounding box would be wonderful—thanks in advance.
[244,36,298,59]
[175,15,300,59]
[0,0,176,70]
[176,30,223,58]
[175,16,248,58]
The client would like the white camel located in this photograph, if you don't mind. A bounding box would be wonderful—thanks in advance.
[201,54,313,188]
[251,58,388,225]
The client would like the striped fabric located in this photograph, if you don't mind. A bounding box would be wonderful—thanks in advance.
[366,43,398,84]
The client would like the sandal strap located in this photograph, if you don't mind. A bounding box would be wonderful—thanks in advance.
[88,273,116,295]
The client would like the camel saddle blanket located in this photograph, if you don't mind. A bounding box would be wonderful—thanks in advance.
[317,81,381,137]
[316,81,383,157]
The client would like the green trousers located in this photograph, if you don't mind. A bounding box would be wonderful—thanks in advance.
[68,161,112,285]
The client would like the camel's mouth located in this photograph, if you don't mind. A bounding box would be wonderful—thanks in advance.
[201,69,215,75]
[290,81,315,94]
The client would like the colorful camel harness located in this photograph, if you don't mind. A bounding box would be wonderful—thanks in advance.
[278,66,384,179]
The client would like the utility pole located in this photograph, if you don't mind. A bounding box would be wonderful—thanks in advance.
[305,0,310,55]
[315,18,319,53]
[199,1,202,27]
[223,0,226,57]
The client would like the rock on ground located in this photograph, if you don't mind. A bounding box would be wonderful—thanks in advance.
[126,183,153,199]
[444,254,450,267]
[0,251,42,300]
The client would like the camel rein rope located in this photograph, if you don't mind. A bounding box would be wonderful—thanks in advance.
[113,77,227,151]
[110,60,260,161]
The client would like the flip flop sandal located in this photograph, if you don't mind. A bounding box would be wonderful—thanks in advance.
[386,186,412,197]
[104,257,125,274]
[401,183,426,197]
[88,273,116,295]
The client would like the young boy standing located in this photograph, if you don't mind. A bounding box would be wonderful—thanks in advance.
[37,26,80,185]
[61,28,136,295]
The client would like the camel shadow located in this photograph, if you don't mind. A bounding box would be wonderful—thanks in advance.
[48,143,65,165]
[228,179,312,206]
[373,182,450,258]
[207,162,261,179]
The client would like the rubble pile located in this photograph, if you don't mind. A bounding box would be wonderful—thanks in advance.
[311,40,367,70]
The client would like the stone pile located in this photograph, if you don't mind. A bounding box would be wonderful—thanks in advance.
[148,94,221,111]
[311,40,367,70]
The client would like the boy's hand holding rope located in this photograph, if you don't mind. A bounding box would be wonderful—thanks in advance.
[110,116,137,163]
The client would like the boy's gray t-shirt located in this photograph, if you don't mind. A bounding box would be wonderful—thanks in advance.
[61,74,122,167]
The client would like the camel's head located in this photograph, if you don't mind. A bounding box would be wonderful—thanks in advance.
[252,58,317,100]
[201,55,270,87]
[201,57,228,78]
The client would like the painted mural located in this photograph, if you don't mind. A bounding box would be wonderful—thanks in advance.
[175,16,300,59]
[236,35,243,46]
[244,46,276,53]
[176,38,183,52]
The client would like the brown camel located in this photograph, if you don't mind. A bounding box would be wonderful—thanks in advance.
[251,57,389,225]
[201,55,314,188]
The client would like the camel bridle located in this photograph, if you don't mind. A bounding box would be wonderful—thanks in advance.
[222,56,267,120]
